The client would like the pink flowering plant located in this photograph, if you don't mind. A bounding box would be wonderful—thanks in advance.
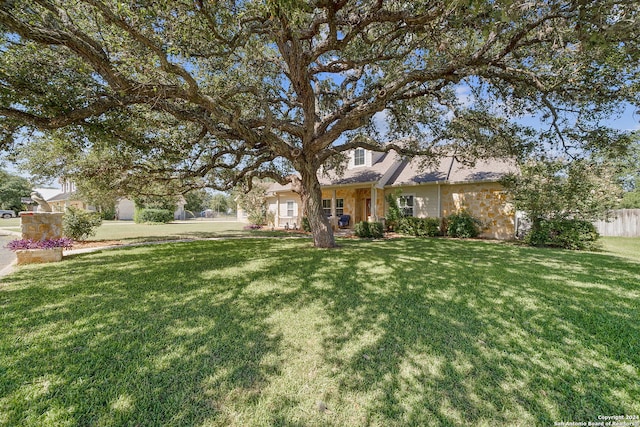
[6,238,74,251]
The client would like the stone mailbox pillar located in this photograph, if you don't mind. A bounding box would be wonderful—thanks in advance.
[20,212,64,240]
[16,212,65,264]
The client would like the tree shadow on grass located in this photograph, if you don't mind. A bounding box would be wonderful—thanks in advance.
[301,239,640,426]
[1,238,639,426]
[0,240,289,426]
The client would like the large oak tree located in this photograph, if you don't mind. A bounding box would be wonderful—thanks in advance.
[1,0,638,247]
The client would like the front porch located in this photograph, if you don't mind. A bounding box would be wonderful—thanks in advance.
[321,186,385,229]
[264,185,386,230]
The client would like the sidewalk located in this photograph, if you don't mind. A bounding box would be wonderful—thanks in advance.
[0,230,20,279]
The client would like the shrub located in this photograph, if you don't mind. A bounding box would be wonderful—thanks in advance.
[302,217,311,232]
[369,221,384,239]
[266,211,276,229]
[100,207,116,220]
[63,207,103,241]
[354,221,370,238]
[247,210,266,226]
[354,221,384,239]
[134,208,173,224]
[6,237,74,251]
[525,219,600,250]
[446,210,482,238]
[397,217,441,237]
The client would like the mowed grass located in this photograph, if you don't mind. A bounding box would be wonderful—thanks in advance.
[1,238,639,426]
[91,220,252,242]
[0,219,294,243]
[601,236,640,261]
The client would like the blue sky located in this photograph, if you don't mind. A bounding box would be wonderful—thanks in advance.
[604,105,640,131]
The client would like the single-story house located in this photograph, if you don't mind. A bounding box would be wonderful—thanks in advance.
[239,149,517,239]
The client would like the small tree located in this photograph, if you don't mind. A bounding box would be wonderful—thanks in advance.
[614,134,640,208]
[385,191,403,232]
[63,206,102,241]
[502,158,622,246]
[210,193,232,216]
[184,189,211,215]
[235,183,268,226]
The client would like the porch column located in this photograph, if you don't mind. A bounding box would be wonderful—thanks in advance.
[276,194,280,227]
[331,189,337,229]
[370,185,377,221]
[332,189,337,217]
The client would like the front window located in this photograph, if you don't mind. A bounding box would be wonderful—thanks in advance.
[398,195,414,217]
[322,199,332,216]
[286,201,295,217]
[354,148,365,166]
[336,198,344,216]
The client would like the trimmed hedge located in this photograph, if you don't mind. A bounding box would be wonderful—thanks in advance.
[525,219,600,250]
[134,208,174,224]
[354,221,384,239]
[397,217,441,237]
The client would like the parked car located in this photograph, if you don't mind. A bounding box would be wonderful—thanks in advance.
[0,209,16,218]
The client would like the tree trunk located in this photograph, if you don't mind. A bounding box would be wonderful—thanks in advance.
[300,168,336,248]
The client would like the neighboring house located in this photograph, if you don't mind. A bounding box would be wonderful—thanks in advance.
[115,197,187,221]
[115,198,135,220]
[240,149,517,239]
[36,179,187,220]
[31,181,93,212]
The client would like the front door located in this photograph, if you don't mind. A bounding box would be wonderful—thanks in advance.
[365,198,371,220]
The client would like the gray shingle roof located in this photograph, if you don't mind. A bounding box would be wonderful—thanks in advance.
[387,157,516,186]
[46,191,75,202]
[266,151,515,193]
[318,151,400,186]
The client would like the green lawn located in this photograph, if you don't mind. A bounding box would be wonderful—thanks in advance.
[0,219,296,242]
[90,220,248,242]
[1,238,639,426]
[601,236,640,261]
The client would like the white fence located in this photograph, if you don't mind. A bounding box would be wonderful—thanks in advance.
[594,209,640,237]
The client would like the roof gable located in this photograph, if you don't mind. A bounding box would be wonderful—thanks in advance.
[319,151,400,186]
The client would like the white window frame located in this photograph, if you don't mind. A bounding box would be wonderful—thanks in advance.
[354,148,365,166]
[335,198,345,216]
[286,200,295,217]
[322,199,332,217]
[398,194,414,217]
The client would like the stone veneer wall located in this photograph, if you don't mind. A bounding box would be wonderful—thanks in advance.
[19,212,65,241]
[440,183,515,240]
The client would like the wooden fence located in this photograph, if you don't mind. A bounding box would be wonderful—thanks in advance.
[594,209,640,237]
